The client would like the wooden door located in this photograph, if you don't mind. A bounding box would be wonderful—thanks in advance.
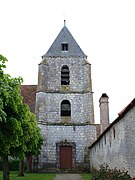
[60,146,72,169]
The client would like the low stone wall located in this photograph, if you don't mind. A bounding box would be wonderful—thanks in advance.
[89,106,135,177]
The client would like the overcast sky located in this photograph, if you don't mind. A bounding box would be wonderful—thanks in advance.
[0,0,134,123]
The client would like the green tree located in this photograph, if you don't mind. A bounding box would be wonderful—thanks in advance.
[0,55,43,180]
[17,104,43,176]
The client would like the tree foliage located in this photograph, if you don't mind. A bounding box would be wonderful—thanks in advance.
[0,55,43,180]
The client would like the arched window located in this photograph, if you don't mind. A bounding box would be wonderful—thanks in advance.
[61,65,70,85]
[61,100,71,116]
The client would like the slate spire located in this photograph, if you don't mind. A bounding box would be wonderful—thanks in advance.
[43,23,86,58]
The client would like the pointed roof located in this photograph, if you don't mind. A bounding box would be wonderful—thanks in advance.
[43,24,86,58]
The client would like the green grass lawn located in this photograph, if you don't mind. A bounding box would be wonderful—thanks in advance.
[81,173,93,180]
[0,171,93,180]
[0,171,55,180]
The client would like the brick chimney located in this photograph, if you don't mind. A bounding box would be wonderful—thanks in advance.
[99,93,110,134]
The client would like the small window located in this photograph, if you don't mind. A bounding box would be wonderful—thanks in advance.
[113,127,115,139]
[104,135,106,145]
[61,43,68,51]
[61,100,71,116]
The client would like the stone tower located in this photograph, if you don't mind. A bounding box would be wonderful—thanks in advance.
[35,22,96,170]
[99,93,110,133]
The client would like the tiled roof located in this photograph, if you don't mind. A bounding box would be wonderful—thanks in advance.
[117,98,135,117]
[21,85,37,113]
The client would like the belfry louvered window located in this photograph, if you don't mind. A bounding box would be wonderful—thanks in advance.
[61,65,70,85]
[61,100,71,116]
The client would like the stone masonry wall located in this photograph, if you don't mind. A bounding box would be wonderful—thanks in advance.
[35,91,94,123]
[38,124,96,169]
[36,54,96,170]
[89,106,135,177]
[38,57,92,93]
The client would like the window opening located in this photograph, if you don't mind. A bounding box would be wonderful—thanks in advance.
[61,43,68,51]
[61,65,70,85]
[104,135,106,145]
[113,127,115,139]
[61,100,71,116]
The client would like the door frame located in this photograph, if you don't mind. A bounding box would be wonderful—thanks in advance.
[56,140,76,168]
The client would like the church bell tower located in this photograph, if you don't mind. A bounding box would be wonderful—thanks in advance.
[35,22,96,170]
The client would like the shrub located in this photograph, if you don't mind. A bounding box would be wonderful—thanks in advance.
[91,165,132,180]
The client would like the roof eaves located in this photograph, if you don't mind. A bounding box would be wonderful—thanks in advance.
[89,98,135,149]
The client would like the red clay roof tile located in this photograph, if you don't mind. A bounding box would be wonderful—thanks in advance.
[21,85,37,113]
